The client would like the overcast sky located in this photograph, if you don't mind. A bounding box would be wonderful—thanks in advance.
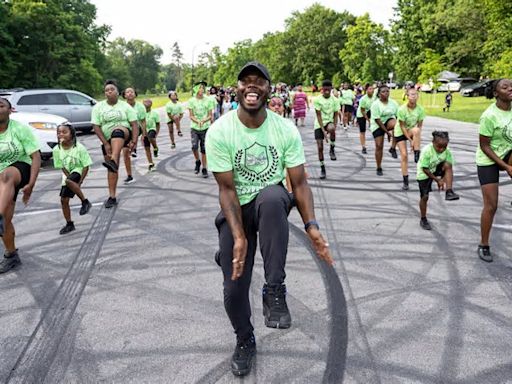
[91,0,397,65]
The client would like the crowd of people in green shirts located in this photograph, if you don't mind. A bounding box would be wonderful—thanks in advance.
[0,75,510,267]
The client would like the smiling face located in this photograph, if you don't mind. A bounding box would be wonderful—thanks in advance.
[237,70,270,114]
[0,98,11,124]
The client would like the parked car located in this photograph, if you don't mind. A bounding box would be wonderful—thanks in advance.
[447,78,478,92]
[460,79,494,97]
[0,88,96,133]
[9,111,66,160]
[420,79,450,93]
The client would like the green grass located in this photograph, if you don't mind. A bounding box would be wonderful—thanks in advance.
[390,89,490,124]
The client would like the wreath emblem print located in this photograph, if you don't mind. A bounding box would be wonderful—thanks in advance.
[235,143,279,183]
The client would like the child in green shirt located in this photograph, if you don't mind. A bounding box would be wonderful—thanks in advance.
[53,124,93,234]
[417,131,460,230]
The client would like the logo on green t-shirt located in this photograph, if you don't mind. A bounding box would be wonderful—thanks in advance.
[0,141,20,164]
[103,109,124,123]
[235,142,279,183]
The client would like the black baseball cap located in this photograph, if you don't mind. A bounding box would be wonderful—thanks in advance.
[238,61,271,83]
[194,80,207,87]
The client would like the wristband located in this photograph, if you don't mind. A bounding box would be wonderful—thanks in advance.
[304,220,319,232]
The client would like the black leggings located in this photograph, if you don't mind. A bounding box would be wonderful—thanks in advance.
[214,184,293,338]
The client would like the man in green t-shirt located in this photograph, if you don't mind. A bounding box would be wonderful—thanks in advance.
[313,80,338,179]
[188,81,214,178]
[206,61,332,378]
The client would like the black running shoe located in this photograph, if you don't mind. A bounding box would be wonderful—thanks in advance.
[362,147,367,154]
[153,147,159,157]
[79,199,92,216]
[194,160,201,174]
[177,131,183,137]
[376,168,383,176]
[148,163,155,172]
[171,143,176,149]
[202,168,208,178]
[104,197,117,209]
[329,148,337,161]
[420,217,432,230]
[102,159,118,173]
[231,334,256,377]
[389,147,398,159]
[402,183,409,191]
[445,190,460,201]
[131,151,137,158]
[0,251,21,274]
[320,165,326,180]
[124,175,135,184]
[478,245,492,262]
[59,222,75,235]
[262,283,291,329]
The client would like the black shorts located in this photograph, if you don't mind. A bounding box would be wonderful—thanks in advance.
[372,127,386,138]
[101,129,133,156]
[191,129,207,153]
[314,124,333,140]
[342,105,353,114]
[7,162,31,202]
[357,117,367,133]
[60,172,81,199]
[143,130,157,147]
[395,134,408,143]
[417,163,445,198]
[477,151,512,185]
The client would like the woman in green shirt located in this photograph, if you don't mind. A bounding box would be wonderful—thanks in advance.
[476,78,512,262]
[122,87,146,184]
[91,80,138,208]
[396,88,425,190]
[0,97,41,274]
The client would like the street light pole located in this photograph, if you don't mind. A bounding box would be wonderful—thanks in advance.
[191,42,210,86]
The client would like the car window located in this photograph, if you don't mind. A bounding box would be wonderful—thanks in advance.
[66,93,91,105]
[39,93,69,105]
[18,94,47,105]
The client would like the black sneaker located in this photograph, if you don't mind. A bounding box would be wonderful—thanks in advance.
[231,334,256,377]
[194,160,201,174]
[131,151,137,158]
[478,245,492,262]
[202,168,208,178]
[414,150,420,163]
[445,190,460,201]
[124,175,135,184]
[320,165,326,179]
[402,183,409,191]
[389,148,398,159]
[153,147,159,157]
[362,147,367,154]
[79,199,92,215]
[262,283,291,329]
[329,148,337,161]
[59,222,75,235]
[177,131,183,137]
[148,163,155,172]
[0,251,21,274]
[104,197,117,209]
[102,159,118,173]
[376,168,383,176]
[171,143,176,149]
[420,217,432,230]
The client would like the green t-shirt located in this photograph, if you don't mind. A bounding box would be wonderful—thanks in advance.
[339,89,355,106]
[395,104,426,137]
[145,110,160,132]
[206,110,306,206]
[132,101,146,123]
[0,119,40,173]
[188,96,214,131]
[91,100,138,140]
[356,94,376,118]
[313,95,339,129]
[52,142,93,185]
[416,143,454,181]
[165,101,183,123]
[370,98,399,132]
[475,103,512,166]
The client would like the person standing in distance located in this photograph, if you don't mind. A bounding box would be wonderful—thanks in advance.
[206,62,333,377]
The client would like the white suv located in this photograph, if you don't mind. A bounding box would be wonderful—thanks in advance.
[0,89,96,133]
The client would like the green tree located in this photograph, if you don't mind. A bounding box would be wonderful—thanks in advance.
[417,49,444,84]
[125,39,163,93]
[339,14,393,83]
